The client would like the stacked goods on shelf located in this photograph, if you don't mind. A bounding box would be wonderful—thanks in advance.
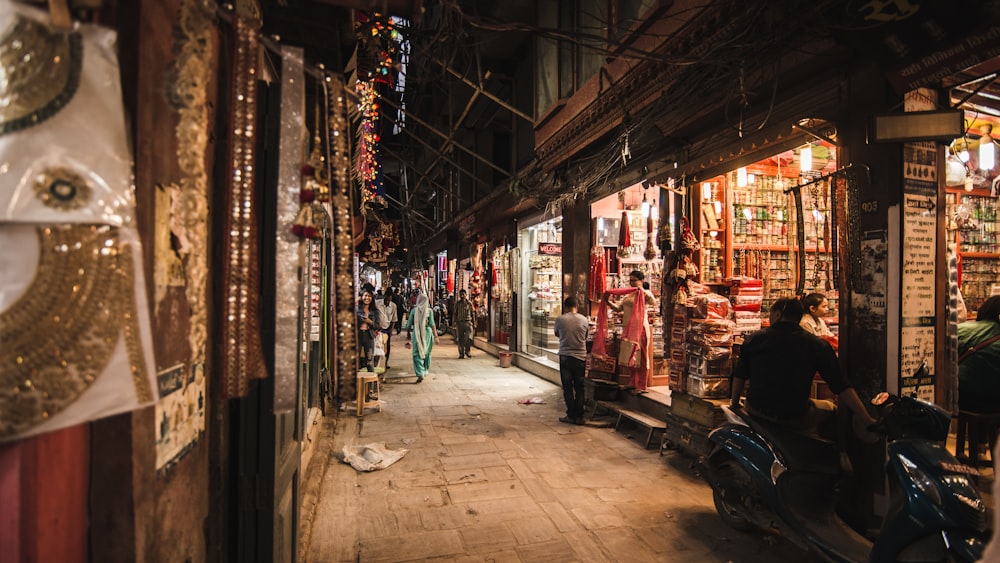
[685,293,735,399]
[725,276,763,335]
[585,352,617,382]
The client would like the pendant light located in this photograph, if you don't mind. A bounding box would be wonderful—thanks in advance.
[800,145,813,173]
[979,124,994,171]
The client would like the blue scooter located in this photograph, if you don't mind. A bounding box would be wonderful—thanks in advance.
[703,364,988,562]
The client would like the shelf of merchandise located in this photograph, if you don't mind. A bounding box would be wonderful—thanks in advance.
[695,165,839,316]
[946,187,1000,312]
[697,181,727,284]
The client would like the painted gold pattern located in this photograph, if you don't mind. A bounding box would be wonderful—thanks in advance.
[0,14,82,135]
[167,0,213,368]
[32,167,92,210]
[0,225,151,439]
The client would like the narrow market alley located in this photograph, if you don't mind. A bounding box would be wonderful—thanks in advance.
[300,332,809,563]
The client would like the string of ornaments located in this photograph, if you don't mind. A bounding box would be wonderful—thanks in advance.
[293,95,331,239]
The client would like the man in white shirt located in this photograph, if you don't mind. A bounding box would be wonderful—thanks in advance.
[376,292,398,370]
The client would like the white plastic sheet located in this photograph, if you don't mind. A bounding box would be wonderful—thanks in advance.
[341,442,408,472]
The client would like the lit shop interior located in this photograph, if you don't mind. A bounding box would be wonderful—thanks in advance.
[945,112,1000,317]
[590,184,673,386]
[517,217,563,357]
[693,141,840,326]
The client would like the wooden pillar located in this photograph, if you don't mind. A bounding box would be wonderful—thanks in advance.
[0,425,90,563]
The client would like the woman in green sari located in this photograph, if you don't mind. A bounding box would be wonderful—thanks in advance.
[406,292,437,382]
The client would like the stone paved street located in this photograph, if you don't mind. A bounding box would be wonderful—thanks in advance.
[302,332,811,562]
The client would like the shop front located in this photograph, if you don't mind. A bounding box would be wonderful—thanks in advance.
[489,242,515,346]
[589,184,669,388]
[516,216,563,357]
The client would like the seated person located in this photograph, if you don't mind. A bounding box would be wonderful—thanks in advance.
[730,298,876,437]
[957,295,1000,414]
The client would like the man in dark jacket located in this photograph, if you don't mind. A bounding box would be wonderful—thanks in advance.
[730,298,876,436]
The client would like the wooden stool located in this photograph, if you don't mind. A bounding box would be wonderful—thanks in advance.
[356,373,381,416]
[955,410,1000,467]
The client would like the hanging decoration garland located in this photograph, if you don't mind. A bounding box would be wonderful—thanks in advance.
[293,92,330,239]
[220,14,269,398]
[353,13,403,212]
[327,74,358,404]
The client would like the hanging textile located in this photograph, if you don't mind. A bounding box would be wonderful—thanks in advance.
[591,287,650,390]
[617,210,631,258]
[588,245,607,302]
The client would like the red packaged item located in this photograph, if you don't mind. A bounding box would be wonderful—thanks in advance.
[725,276,763,288]
[686,319,735,347]
[689,293,732,320]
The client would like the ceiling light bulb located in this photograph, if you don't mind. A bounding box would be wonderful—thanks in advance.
[800,146,813,172]
[641,193,650,218]
[980,131,994,171]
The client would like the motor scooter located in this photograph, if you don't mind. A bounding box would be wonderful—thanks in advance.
[432,301,449,336]
[703,363,988,562]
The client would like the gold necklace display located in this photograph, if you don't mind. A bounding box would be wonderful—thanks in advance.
[0,14,82,136]
[0,225,152,439]
[32,166,92,210]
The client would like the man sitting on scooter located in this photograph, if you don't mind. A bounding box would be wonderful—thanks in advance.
[730,297,877,437]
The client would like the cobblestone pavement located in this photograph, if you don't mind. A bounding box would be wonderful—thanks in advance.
[303,332,813,563]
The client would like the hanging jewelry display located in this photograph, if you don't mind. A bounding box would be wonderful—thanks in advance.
[220,14,268,398]
[327,73,358,404]
[0,3,158,442]
[0,225,153,440]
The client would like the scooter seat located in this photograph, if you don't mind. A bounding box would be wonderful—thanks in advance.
[743,416,840,475]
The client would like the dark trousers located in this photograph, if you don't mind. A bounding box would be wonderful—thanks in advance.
[457,320,473,355]
[359,332,374,372]
[559,356,587,419]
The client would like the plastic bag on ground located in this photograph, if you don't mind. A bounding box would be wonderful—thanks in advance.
[341,442,408,471]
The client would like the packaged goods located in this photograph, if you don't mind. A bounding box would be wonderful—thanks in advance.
[689,293,732,320]
[687,375,731,398]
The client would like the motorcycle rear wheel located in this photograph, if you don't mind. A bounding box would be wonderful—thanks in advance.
[712,459,757,532]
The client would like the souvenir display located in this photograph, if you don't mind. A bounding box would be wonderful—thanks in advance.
[0,3,157,441]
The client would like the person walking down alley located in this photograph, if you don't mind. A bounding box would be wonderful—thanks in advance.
[454,289,475,358]
[555,296,589,425]
[406,292,437,382]
[391,287,407,334]
[376,292,398,370]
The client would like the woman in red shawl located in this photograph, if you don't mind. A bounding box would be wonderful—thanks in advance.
[595,270,658,390]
